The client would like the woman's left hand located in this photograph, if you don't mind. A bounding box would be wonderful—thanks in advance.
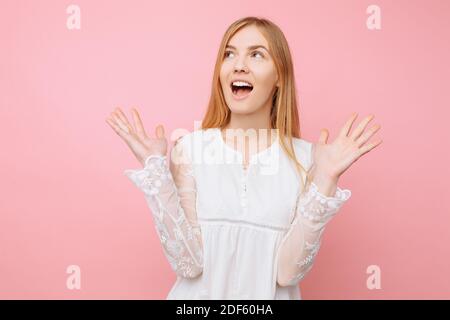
[311,113,383,181]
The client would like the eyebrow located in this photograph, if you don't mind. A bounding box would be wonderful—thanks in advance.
[225,44,269,52]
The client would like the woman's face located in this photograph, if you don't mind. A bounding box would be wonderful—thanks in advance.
[220,25,279,115]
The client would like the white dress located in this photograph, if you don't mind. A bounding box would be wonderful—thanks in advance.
[124,128,352,300]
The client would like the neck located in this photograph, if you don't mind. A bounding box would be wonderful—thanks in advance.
[224,100,274,134]
[221,100,277,147]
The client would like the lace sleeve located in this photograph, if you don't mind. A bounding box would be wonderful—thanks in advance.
[276,181,351,287]
[123,136,203,278]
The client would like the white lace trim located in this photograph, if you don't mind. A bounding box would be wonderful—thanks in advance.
[124,154,203,278]
[279,182,351,286]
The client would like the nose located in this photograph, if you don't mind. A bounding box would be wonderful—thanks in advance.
[234,65,249,73]
[234,59,249,73]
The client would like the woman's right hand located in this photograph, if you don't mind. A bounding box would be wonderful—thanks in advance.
[106,107,168,167]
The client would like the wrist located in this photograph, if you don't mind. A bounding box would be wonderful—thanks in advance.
[311,173,339,197]
[142,153,166,168]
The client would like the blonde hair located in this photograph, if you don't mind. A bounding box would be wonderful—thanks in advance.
[201,16,312,189]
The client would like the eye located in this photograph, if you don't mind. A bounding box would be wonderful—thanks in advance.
[224,50,234,59]
[252,51,264,58]
[224,50,264,59]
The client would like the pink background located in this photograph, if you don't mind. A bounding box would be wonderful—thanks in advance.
[1,0,449,299]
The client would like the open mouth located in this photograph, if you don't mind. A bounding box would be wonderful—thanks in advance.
[230,82,254,99]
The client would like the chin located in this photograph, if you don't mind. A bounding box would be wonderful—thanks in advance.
[231,108,252,114]
[229,105,260,115]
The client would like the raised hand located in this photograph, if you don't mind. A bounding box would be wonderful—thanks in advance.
[311,113,382,181]
[105,107,167,166]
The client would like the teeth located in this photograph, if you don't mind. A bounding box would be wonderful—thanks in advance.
[232,81,253,87]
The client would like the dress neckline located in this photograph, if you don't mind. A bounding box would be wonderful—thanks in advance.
[214,128,279,167]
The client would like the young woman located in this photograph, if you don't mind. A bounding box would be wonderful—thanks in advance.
[106,16,382,300]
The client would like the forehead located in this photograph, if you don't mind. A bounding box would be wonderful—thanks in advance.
[227,25,269,48]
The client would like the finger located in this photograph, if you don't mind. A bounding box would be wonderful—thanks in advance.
[355,124,381,147]
[131,107,147,137]
[155,124,165,139]
[357,139,383,157]
[318,128,329,144]
[114,107,134,132]
[350,114,375,141]
[106,117,131,141]
[111,112,131,134]
[339,112,358,138]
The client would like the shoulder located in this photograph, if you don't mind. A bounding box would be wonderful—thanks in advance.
[173,128,218,158]
[291,137,314,170]
[174,128,217,146]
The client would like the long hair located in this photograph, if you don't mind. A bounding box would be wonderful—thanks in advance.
[201,16,312,188]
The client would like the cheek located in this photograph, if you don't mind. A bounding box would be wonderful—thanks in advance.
[219,65,231,88]
[255,75,277,91]
[220,62,232,76]
[253,66,277,88]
